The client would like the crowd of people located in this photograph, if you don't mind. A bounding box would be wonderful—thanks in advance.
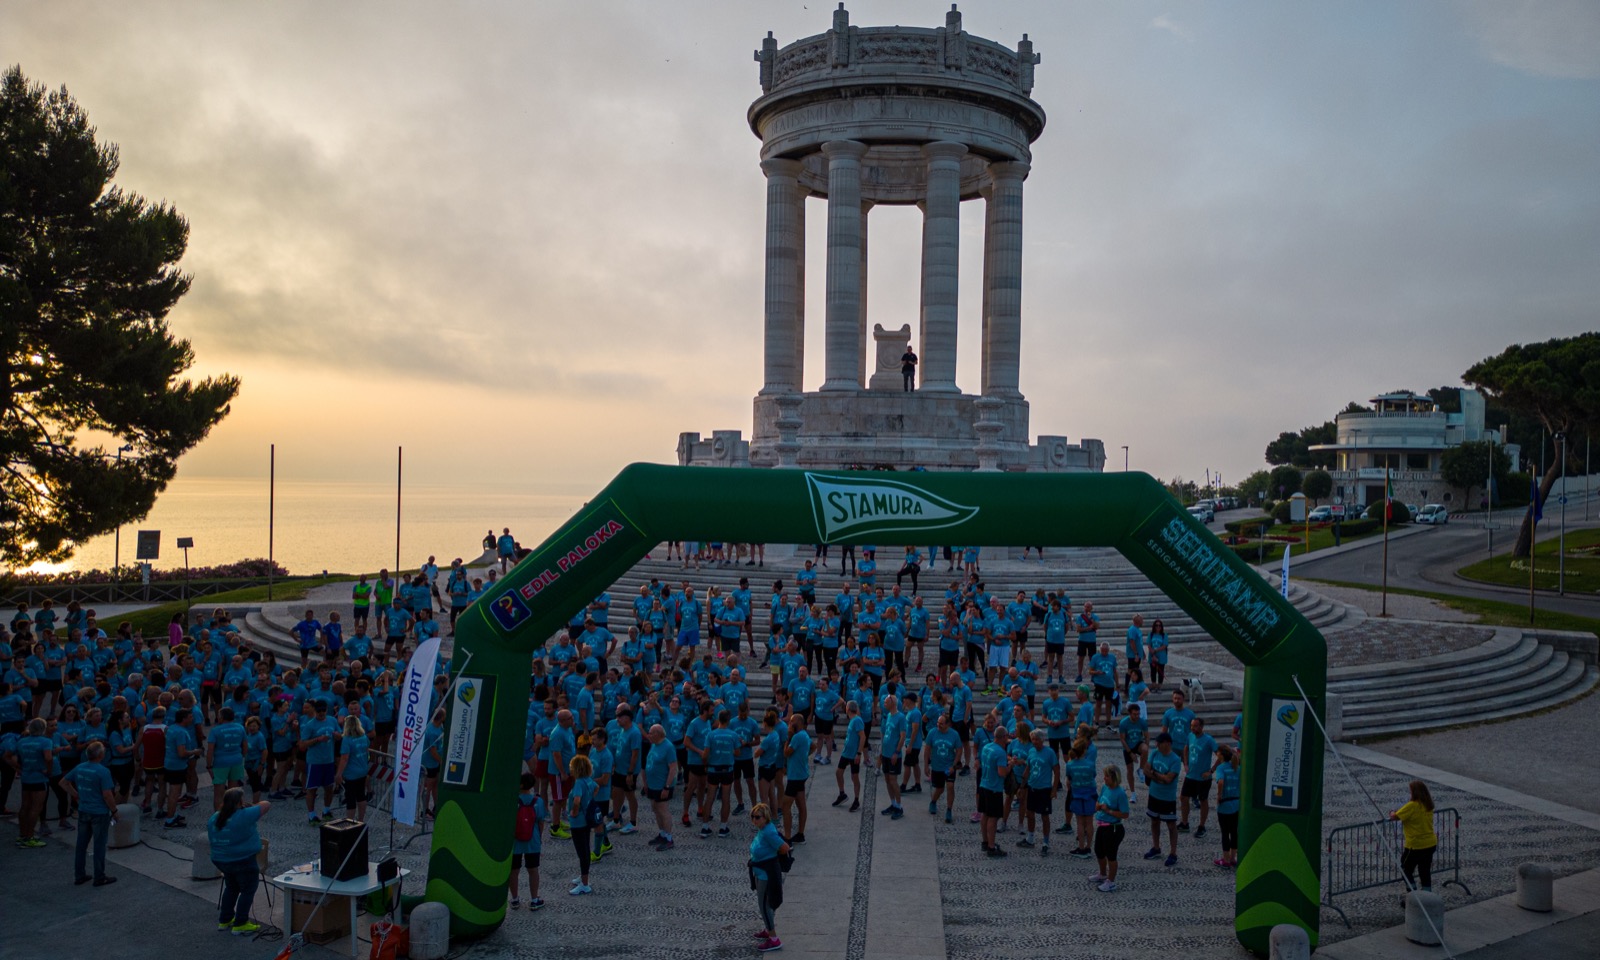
[2,546,1443,952]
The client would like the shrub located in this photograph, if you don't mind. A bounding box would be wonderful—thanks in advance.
[1227,541,1284,562]
[1335,518,1379,536]
[1272,500,1294,523]
[1364,501,1411,524]
[1225,516,1275,535]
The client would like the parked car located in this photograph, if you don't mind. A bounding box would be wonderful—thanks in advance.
[1188,504,1214,524]
[1415,504,1450,525]
[1307,506,1333,522]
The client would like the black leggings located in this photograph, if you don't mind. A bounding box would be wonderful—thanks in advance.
[1218,811,1239,851]
[571,826,593,878]
[1401,845,1436,890]
[49,776,71,819]
[896,565,920,592]
[1093,822,1125,861]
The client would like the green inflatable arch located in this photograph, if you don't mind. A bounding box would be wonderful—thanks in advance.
[424,465,1326,955]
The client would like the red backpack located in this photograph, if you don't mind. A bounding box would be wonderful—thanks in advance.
[514,798,537,841]
[141,723,167,768]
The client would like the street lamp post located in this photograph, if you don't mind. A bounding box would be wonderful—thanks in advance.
[1121,446,1129,472]
[1557,432,1567,595]
[112,443,134,594]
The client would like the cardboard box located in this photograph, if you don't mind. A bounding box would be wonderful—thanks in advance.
[289,890,350,944]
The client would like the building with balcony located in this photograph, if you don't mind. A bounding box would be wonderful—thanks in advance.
[1309,389,1520,510]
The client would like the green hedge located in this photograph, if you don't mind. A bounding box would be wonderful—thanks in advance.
[1225,516,1275,535]
[1336,518,1380,536]
[1227,541,1285,562]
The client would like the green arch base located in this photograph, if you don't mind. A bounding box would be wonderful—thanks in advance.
[424,465,1326,955]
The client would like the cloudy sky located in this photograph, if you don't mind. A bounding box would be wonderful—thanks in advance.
[5,0,1597,496]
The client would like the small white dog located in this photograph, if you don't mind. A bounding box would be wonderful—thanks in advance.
[1182,675,1207,704]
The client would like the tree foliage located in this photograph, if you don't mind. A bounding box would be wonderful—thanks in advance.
[1263,420,1337,469]
[1439,441,1514,509]
[1302,469,1333,504]
[0,66,238,565]
[1464,332,1600,557]
[1236,469,1272,505]
[1268,464,1303,498]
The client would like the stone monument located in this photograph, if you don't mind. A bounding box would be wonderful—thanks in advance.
[678,4,1106,473]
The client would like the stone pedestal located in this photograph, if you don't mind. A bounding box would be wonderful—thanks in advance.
[868,324,912,391]
[1267,924,1310,960]
[191,835,221,880]
[1404,890,1445,945]
[110,803,140,848]
[1516,863,1554,912]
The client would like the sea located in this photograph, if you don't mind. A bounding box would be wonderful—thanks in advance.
[24,475,593,577]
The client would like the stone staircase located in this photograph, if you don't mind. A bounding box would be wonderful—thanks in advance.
[224,547,1596,742]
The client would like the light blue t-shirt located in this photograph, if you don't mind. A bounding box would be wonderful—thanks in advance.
[1147,749,1183,802]
[1026,745,1057,791]
[341,734,371,779]
[210,721,246,766]
[66,761,115,815]
[207,805,264,862]
[644,739,675,791]
[978,741,1008,793]
[1216,761,1242,815]
[785,730,812,780]
[1095,784,1130,826]
[749,821,785,881]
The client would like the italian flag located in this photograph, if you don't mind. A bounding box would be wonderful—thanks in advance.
[1385,471,1395,521]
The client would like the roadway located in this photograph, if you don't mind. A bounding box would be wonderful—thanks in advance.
[1287,511,1600,619]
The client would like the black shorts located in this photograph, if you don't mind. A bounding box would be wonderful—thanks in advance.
[759,766,780,783]
[783,779,808,798]
[675,746,688,768]
[687,763,706,778]
[977,787,1003,818]
[1122,747,1144,765]
[1093,686,1114,702]
[612,775,636,793]
[343,776,369,807]
[1146,796,1178,821]
[708,766,734,786]
[1026,789,1053,815]
[272,749,293,762]
[1016,630,1029,645]
[1077,641,1096,658]
[880,756,902,776]
[815,718,835,736]
[734,759,755,779]
[938,648,959,668]
[931,770,949,790]
[903,750,919,768]
[837,757,859,773]
[1181,777,1212,799]
[37,679,62,695]
[953,721,970,743]
[246,767,267,793]
[1045,641,1065,653]
[163,768,186,786]
[511,852,541,869]
[1094,822,1125,861]
[645,786,674,803]
[375,720,397,738]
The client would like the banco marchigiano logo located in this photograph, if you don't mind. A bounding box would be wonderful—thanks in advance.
[805,473,979,544]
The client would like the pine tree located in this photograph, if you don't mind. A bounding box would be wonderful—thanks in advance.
[1,66,239,565]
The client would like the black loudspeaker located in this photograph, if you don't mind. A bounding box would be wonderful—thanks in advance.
[319,818,368,881]
[376,856,398,884]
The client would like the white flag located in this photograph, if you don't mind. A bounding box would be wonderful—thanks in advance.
[1280,543,1292,598]
[392,636,442,826]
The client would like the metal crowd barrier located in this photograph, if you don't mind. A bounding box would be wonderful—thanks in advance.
[1322,806,1470,926]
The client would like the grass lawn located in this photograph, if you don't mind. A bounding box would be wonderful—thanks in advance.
[1457,526,1600,595]
[1226,519,1388,564]
[120,575,349,636]
[1303,577,1600,638]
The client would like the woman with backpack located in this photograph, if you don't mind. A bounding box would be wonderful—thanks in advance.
[509,772,546,909]
[566,754,599,896]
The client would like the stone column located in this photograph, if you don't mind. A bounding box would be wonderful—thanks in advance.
[821,139,869,391]
[793,190,807,389]
[982,160,1028,398]
[978,180,995,396]
[759,158,804,395]
[857,200,873,386]
[919,141,966,393]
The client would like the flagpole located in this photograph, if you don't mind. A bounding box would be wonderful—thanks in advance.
[1381,466,1390,618]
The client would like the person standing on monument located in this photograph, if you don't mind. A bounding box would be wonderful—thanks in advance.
[901,346,918,391]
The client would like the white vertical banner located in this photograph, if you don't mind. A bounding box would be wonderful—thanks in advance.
[1280,544,1292,598]
[392,636,442,826]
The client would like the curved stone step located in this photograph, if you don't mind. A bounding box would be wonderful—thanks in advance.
[1344,663,1597,740]
[1341,646,1562,714]
[1332,636,1542,702]
[1342,653,1584,736]
[1329,631,1525,686]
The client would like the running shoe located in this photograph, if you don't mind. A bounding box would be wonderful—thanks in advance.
[985,847,1008,858]
[1142,847,1162,860]
[890,808,903,820]
[832,793,848,807]
[969,812,981,824]
[757,937,783,952]
[680,814,690,827]
[1194,826,1207,839]
[230,921,261,935]
[1177,823,1190,832]
[733,803,746,816]
[906,784,921,793]
[528,898,544,910]
[1164,854,1178,867]
[1097,881,1117,893]
[790,833,806,845]
[551,824,572,839]
[1054,823,1074,834]
[619,823,638,835]
[701,826,712,838]
[656,840,674,851]
[996,823,1008,834]
[218,922,233,931]
[718,826,731,838]
[880,805,896,816]
[1041,842,1050,855]
[21,837,46,848]
[590,852,603,864]
[164,817,187,829]
[1213,858,1231,867]
[1016,837,1034,848]
[849,800,860,812]
[598,841,614,855]
[568,883,592,896]
[1072,847,1092,860]
[1088,872,1106,882]
[944,810,953,824]
[928,800,938,815]
[509,898,521,909]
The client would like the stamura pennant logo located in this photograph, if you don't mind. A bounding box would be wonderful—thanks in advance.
[805,473,979,544]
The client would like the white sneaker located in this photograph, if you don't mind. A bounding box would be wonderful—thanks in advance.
[509,897,521,909]
[569,883,592,896]
[1088,872,1106,883]
[1097,881,1118,893]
